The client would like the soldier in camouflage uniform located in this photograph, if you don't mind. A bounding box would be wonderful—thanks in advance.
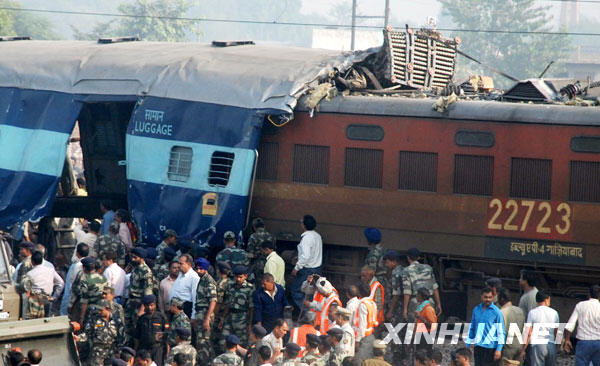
[192,258,217,364]
[219,265,254,348]
[383,250,406,365]
[213,261,232,355]
[124,247,155,345]
[13,241,35,284]
[165,328,197,366]
[75,256,109,326]
[246,218,275,285]
[94,222,126,267]
[326,328,346,366]
[216,231,250,269]
[401,248,441,321]
[364,228,387,290]
[300,334,321,364]
[103,286,125,353]
[167,297,192,348]
[275,343,304,366]
[155,246,178,282]
[213,335,244,366]
[145,247,160,298]
[76,299,118,366]
[155,229,178,268]
[401,248,441,366]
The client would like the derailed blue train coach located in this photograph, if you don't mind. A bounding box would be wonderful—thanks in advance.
[0,39,364,247]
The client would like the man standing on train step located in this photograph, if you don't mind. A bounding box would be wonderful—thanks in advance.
[402,248,442,321]
[247,217,275,284]
[364,228,387,289]
[291,215,323,310]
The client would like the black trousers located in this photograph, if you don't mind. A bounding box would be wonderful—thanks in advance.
[474,346,501,366]
[183,301,193,318]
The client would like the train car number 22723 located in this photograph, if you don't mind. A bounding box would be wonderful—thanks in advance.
[486,198,572,240]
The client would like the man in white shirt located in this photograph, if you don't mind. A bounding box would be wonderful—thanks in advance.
[169,254,199,318]
[60,243,88,315]
[336,307,356,357]
[19,251,64,318]
[564,285,600,366]
[102,250,126,301]
[345,285,360,326]
[262,319,289,363]
[261,240,285,288]
[159,260,180,316]
[72,220,100,261]
[290,215,323,309]
[35,244,55,270]
[520,290,559,366]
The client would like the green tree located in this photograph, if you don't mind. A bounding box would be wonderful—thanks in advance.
[0,1,59,39]
[438,0,571,87]
[74,0,199,42]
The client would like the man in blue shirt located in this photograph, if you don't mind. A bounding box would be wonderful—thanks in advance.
[99,200,115,235]
[253,272,288,333]
[467,286,505,366]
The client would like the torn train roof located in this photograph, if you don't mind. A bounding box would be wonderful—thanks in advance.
[0,40,375,114]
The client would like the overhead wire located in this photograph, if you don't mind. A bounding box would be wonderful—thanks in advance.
[1,6,600,37]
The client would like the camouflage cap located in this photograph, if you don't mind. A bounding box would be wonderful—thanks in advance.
[98,299,111,309]
[223,231,236,240]
[171,297,185,308]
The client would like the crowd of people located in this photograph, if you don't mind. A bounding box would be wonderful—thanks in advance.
[4,205,600,366]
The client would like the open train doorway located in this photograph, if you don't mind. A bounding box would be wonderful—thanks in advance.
[51,101,135,220]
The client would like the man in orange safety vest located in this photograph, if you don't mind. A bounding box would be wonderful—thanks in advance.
[361,265,385,325]
[302,277,341,332]
[289,311,320,351]
[354,282,379,366]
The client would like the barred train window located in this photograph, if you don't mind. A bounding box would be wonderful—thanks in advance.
[208,151,235,187]
[168,146,193,182]
[256,142,279,180]
[345,148,383,188]
[399,151,437,192]
[454,155,494,196]
[510,157,552,200]
[292,144,330,184]
[570,161,600,202]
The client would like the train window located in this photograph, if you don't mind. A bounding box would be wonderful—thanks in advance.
[208,151,235,187]
[569,161,600,202]
[399,151,438,192]
[256,142,278,180]
[346,124,384,141]
[455,130,495,148]
[168,146,193,182]
[570,136,600,153]
[345,148,383,188]
[453,155,494,196]
[510,158,552,200]
[292,144,329,184]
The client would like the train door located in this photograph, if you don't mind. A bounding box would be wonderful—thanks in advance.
[51,102,135,218]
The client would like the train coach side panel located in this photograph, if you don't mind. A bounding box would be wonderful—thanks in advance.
[252,110,600,267]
